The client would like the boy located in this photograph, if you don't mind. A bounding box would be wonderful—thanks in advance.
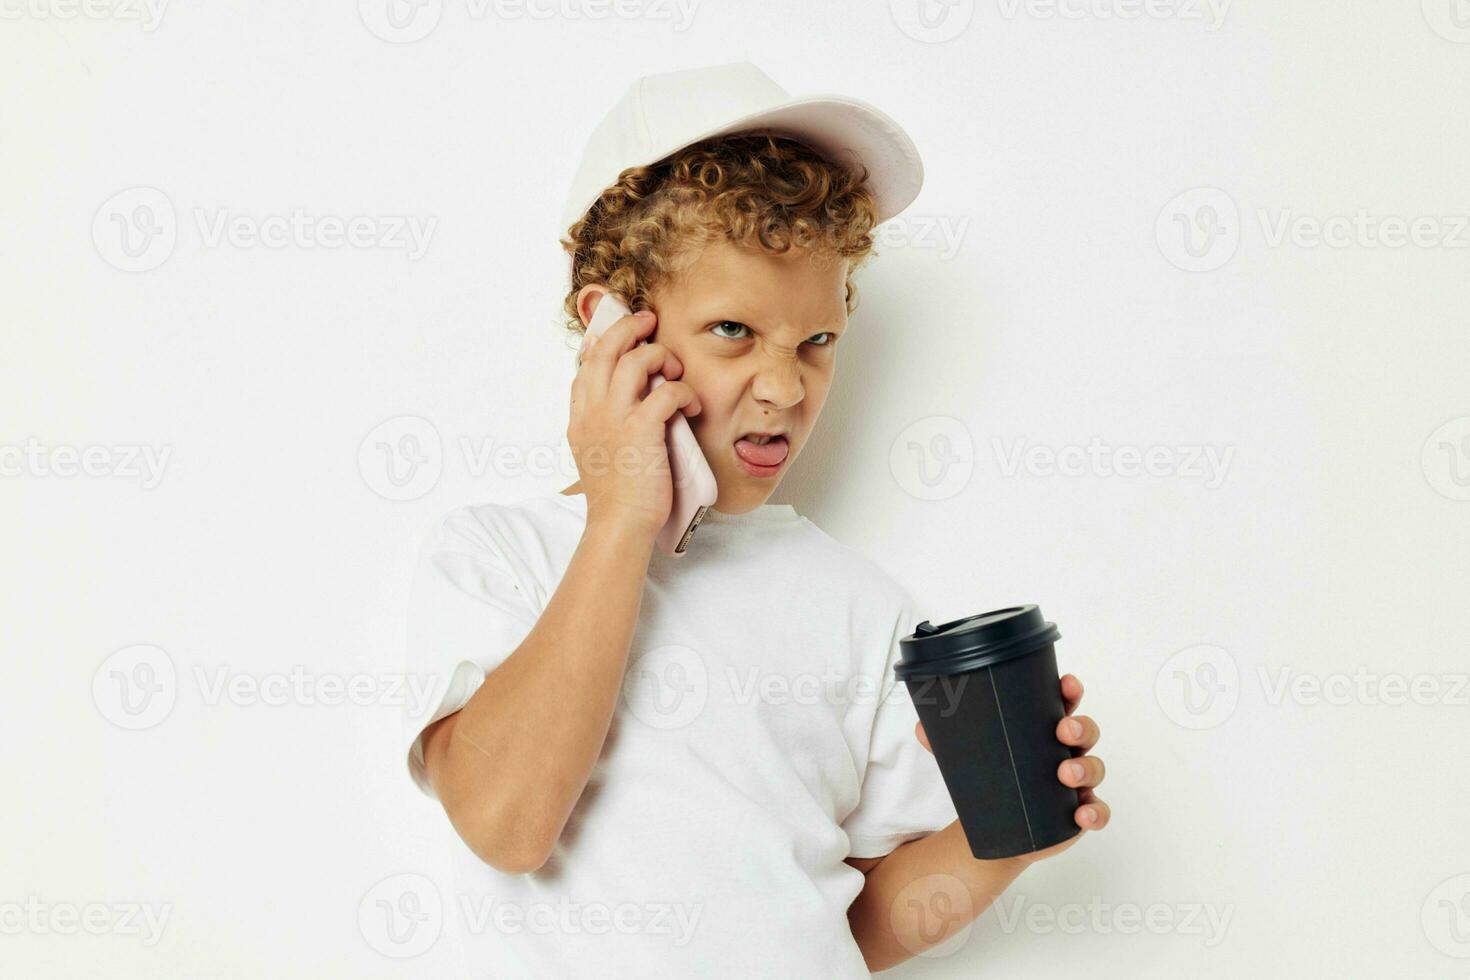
[401,60,1110,975]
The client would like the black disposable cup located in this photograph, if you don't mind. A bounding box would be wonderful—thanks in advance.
[895,604,1081,860]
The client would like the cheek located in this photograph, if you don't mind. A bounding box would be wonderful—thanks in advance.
[682,362,741,413]
[681,371,739,438]
[800,371,834,420]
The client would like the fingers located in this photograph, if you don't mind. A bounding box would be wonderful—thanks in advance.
[573,311,658,397]
[633,379,701,427]
[1060,673,1084,715]
[1053,692,1110,832]
[1058,754,1105,789]
[1075,795,1110,830]
[1056,713,1100,752]
[582,310,658,368]
[608,342,685,407]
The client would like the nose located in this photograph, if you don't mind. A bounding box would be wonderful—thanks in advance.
[750,344,805,411]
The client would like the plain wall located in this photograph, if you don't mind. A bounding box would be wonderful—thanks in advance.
[3,1,1467,975]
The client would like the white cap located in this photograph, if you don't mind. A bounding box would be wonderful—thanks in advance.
[559,60,924,269]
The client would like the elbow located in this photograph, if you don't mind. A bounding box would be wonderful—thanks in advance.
[444,794,555,875]
[424,716,556,874]
[471,819,553,876]
[471,836,551,876]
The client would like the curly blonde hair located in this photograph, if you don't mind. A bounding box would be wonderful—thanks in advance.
[559,131,881,341]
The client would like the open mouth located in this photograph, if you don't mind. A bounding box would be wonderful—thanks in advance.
[733,432,790,473]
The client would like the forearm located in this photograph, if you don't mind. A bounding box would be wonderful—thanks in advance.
[426,515,654,867]
[847,821,1029,972]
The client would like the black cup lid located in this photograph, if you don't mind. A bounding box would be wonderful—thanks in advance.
[895,604,1060,678]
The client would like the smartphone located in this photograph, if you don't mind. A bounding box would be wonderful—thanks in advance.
[580,292,718,557]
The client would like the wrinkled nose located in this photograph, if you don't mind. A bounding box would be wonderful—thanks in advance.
[751,349,804,410]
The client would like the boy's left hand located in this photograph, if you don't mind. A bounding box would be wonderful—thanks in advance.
[915,673,1110,863]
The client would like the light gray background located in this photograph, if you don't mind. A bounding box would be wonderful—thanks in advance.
[3,1,1468,976]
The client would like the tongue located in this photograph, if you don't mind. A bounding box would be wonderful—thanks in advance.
[735,436,789,467]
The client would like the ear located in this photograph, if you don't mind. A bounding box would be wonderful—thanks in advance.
[575,284,611,328]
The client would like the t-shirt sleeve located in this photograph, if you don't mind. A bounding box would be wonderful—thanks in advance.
[401,505,541,801]
[840,593,960,859]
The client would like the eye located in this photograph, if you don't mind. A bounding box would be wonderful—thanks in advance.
[709,321,837,347]
[709,321,751,340]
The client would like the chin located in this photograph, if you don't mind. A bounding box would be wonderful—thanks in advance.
[712,461,783,505]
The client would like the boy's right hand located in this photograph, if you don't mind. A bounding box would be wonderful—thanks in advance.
[568,304,702,540]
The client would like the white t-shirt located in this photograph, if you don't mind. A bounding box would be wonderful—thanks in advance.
[400,490,958,977]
